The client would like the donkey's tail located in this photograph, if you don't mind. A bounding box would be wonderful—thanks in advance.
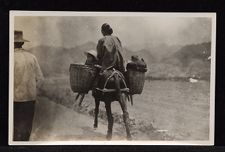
[114,73,121,100]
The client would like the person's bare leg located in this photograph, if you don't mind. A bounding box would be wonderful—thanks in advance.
[105,101,113,140]
[94,99,100,128]
[119,93,132,140]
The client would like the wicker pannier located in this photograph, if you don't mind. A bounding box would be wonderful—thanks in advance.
[127,70,145,94]
[69,64,97,93]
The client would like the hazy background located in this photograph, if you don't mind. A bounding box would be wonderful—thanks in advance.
[15,16,211,50]
[14,16,212,79]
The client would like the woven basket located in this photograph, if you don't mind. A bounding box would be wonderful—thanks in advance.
[69,64,97,93]
[127,70,145,94]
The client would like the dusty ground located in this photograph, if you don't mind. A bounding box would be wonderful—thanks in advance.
[31,97,123,141]
[30,96,171,141]
[30,77,210,141]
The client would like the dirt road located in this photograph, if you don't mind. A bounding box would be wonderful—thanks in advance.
[30,97,132,141]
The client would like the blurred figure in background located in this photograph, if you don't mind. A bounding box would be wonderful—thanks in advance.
[13,30,43,141]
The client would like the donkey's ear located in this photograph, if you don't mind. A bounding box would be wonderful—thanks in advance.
[141,58,145,61]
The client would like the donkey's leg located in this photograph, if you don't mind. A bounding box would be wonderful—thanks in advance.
[105,102,113,140]
[119,93,132,140]
[94,99,100,128]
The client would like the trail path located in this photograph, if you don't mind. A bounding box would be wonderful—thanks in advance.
[30,97,128,141]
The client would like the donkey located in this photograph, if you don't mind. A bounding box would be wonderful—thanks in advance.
[76,68,132,140]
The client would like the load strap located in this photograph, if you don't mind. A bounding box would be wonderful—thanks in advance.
[96,68,129,93]
[96,88,129,93]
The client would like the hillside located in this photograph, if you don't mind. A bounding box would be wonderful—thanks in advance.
[156,42,211,80]
[123,48,156,67]
[29,41,211,80]
[29,42,156,77]
[29,42,96,77]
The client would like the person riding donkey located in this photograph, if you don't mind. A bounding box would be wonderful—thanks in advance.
[77,23,132,140]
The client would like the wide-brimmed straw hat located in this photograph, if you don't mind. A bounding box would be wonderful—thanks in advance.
[14,30,30,42]
[84,50,98,60]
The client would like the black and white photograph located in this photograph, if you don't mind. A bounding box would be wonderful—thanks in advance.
[9,11,216,145]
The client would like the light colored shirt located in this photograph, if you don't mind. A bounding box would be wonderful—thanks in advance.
[14,48,43,102]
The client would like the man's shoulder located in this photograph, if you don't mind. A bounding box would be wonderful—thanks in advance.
[15,49,34,57]
[98,37,105,42]
[22,50,39,62]
[107,35,121,43]
[23,50,36,58]
[103,36,116,43]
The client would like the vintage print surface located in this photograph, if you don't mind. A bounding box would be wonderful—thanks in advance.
[9,11,216,145]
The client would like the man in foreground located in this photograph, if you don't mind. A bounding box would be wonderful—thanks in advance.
[13,30,43,141]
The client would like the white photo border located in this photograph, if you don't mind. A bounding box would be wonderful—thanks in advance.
[9,11,216,145]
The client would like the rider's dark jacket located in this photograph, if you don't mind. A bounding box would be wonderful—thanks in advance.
[96,35,125,73]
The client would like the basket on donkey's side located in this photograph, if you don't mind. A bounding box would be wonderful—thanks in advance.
[126,57,148,95]
[126,70,146,94]
[69,64,97,93]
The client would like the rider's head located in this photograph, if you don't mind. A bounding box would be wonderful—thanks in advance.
[101,23,113,36]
